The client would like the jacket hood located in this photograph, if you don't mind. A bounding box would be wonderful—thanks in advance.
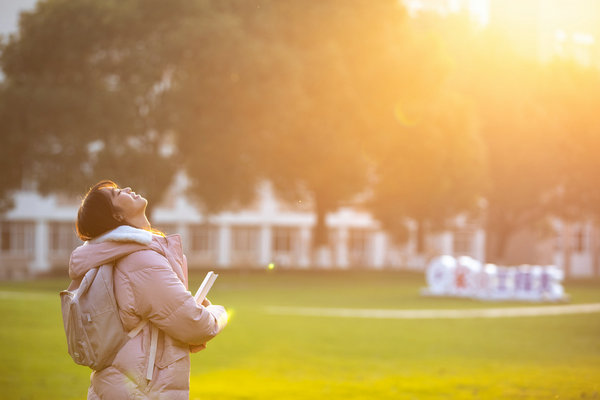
[69,225,159,280]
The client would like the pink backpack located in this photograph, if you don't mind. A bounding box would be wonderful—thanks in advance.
[60,263,128,371]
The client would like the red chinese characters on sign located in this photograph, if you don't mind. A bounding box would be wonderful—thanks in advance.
[423,256,566,302]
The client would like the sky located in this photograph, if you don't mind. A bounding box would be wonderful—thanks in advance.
[402,0,490,26]
[0,0,37,37]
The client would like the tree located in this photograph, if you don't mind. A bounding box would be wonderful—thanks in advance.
[410,13,566,263]
[365,12,486,256]
[225,0,450,260]
[371,12,565,264]
[370,90,486,255]
[0,83,29,212]
[1,0,477,266]
[163,0,283,212]
[542,61,600,276]
[462,32,562,263]
[0,0,209,213]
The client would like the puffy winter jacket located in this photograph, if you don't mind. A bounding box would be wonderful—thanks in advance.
[68,226,227,399]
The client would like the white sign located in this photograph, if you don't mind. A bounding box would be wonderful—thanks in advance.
[422,255,567,302]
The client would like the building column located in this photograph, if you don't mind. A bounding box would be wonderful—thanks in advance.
[372,232,387,269]
[440,232,454,255]
[336,227,349,269]
[474,228,486,262]
[217,224,231,267]
[259,224,272,266]
[31,220,50,275]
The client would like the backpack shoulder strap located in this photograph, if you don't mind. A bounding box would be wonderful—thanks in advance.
[128,319,147,338]
[123,243,168,338]
[121,245,166,381]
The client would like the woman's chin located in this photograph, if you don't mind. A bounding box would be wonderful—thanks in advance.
[137,199,149,214]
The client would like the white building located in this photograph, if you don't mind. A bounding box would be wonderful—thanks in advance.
[0,180,488,279]
[2,179,597,279]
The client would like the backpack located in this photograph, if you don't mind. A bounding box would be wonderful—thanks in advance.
[60,263,129,371]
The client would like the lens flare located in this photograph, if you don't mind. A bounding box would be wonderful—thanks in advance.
[225,308,235,322]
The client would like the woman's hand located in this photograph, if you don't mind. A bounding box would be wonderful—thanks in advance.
[190,297,210,353]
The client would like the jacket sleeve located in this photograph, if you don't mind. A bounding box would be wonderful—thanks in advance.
[118,250,227,346]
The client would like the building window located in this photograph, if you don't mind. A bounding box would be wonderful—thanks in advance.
[49,222,81,254]
[574,227,586,253]
[349,229,369,253]
[554,231,562,252]
[272,227,299,267]
[232,226,259,253]
[231,226,260,265]
[1,224,10,252]
[327,229,338,251]
[189,225,217,253]
[453,229,473,255]
[0,221,35,255]
[273,227,294,253]
[349,229,372,266]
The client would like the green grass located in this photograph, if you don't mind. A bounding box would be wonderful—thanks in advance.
[1,270,599,399]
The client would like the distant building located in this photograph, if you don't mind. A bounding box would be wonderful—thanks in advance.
[0,178,488,279]
[3,177,597,279]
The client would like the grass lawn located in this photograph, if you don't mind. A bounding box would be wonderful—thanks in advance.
[0,269,599,399]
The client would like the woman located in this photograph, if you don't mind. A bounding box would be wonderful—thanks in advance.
[69,180,228,399]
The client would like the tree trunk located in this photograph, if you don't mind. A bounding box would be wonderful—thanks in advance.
[312,192,331,267]
[495,230,509,264]
[485,224,510,264]
[313,202,328,248]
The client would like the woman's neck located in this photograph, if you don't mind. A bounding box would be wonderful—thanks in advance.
[126,214,151,231]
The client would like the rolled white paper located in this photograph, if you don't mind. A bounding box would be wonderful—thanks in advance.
[194,271,218,304]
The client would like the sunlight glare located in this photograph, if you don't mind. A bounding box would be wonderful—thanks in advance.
[394,104,418,127]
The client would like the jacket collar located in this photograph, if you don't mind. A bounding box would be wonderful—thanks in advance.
[89,225,154,245]
[69,226,160,280]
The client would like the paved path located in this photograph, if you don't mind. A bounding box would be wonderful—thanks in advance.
[265,303,600,319]
[3,290,599,319]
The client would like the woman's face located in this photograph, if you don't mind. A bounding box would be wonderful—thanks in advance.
[102,186,148,222]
